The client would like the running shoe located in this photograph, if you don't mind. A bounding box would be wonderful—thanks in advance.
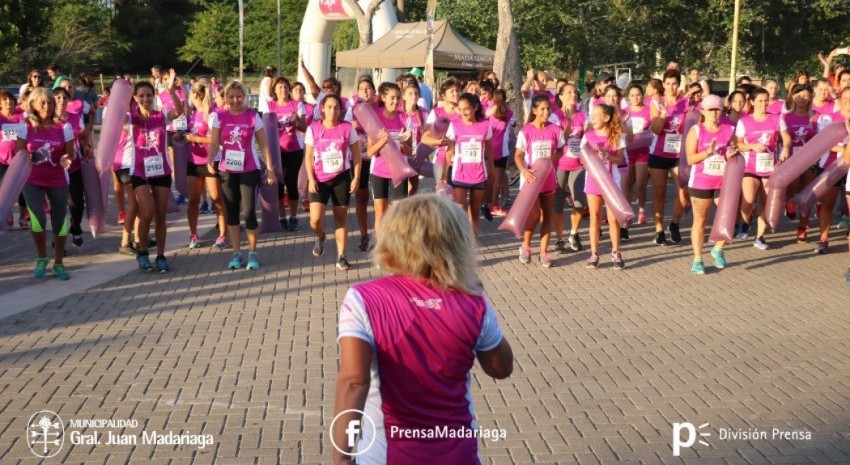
[796,227,807,243]
[554,239,567,254]
[176,193,186,205]
[337,255,351,271]
[199,200,210,214]
[753,237,770,250]
[137,253,153,272]
[213,236,228,250]
[33,257,49,278]
[313,235,326,257]
[155,255,169,273]
[711,247,727,269]
[611,251,625,270]
[653,231,667,246]
[188,234,201,249]
[601,216,608,225]
[586,252,600,269]
[19,215,30,230]
[279,218,288,230]
[502,198,513,210]
[228,252,243,269]
[668,222,681,244]
[736,222,750,240]
[490,205,507,217]
[481,205,493,222]
[539,252,553,268]
[301,199,309,212]
[838,215,850,230]
[118,244,135,256]
[637,208,647,225]
[815,241,829,255]
[691,259,705,275]
[117,211,126,224]
[358,235,371,252]
[72,234,83,247]
[52,263,69,280]
[568,233,582,251]
[845,267,850,281]
[620,227,630,241]
[785,200,796,220]
[518,245,532,264]
[288,216,299,231]
[246,252,259,270]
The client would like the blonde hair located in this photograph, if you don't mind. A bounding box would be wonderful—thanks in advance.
[373,195,482,295]
[223,80,248,99]
[191,82,212,118]
[26,87,57,128]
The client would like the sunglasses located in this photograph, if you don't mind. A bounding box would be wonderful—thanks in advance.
[32,75,42,79]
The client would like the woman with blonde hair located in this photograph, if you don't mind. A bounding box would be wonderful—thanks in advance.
[333,194,513,464]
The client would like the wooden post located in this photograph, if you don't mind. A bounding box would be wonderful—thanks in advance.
[729,0,741,93]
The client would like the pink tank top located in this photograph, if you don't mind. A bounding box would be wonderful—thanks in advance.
[738,114,780,176]
[63,112,84,173]
[489,110,513,160]
[217,108,260,173]
[650,97,689,158]
[0,111,24,164]
[767,100,784,115]
[26,121,69,189]
[814,111,845,168]
[519,122,563,193]
[782,112,817,158]
[189,110,211,165]
[268,100,302,152]
[130,111,171,179]
[551,108,586,171]
[626,105,651,162]
[688,123,735,190]
[450,119,491,185]
[309,121,354,182]
[370,110,405,179]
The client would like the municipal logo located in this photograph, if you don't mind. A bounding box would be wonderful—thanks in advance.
[27,410,64,458]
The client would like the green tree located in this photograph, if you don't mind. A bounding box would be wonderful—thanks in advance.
[178,1,240,79]
[46,2,129,74]
[244,0,308,76]
[114,0,201,73]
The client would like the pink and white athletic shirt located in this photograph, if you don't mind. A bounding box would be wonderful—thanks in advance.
[650,97,690,159]
[812,100,835,116]
[767,100,785,115]
[62,111,84,173]
[488,110,515,160]
[447,119,493,185]
[813,111,847,169]
[687,122,735,190]
[735,114,781,177]
[268,100,303,153]
[516,122,565,194]
[344,102,374,161]
[210,108,264,174]
[580,129,626,196]
[0,111,25,165]
[65,98,90,119]
[158,89,188,132]
[426,107,463,166]
[20,120,74,188]
[403,109,428,155]
[338,276,503,465]
[126,111,171,179]
[625,105,651,164]
[370,111,406,179]
[548,108,587,171]
[780,112,817,159]
[304,121,357,182]
[188,110,215,165]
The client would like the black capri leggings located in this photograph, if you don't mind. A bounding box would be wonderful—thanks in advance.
[220,169,261,230]
[67,169,85,236]
[22,184,69,235]
[278,149,304,201]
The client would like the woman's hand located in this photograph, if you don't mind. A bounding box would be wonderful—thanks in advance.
[266,172,277,186]
[349,177,359,194]
[59,154,72,170]
[521,168,535,183]
[308,179,318,194]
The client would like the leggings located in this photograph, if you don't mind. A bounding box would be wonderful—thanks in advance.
[220,169,261,230]
[0,163,27,213]
[22,184,69,235]
[67,169,85,236]
[278,149,304,200]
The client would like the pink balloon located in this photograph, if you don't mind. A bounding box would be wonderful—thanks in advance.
[172,139,190,196]
[578,145,635,226]
[262,112,284,181]
[791,158,850,214]
[352,103,417,187]
[768,121,848,189]
[95,79,133,174]
[412,117,449,172]
[259,181,282,233]
[678,109,701,187]
[0,150,32,231]
[81,158,106,238]
[626,130,653,151]
[764,184,786,232]
[709,154,745,243]
[498,158,553,239]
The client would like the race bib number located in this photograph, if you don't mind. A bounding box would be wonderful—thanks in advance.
[172,115,188,131]
[756,152,774,173]
[224,149,245,171]
[630,117,646,133]
[664,134,682,153]
[567,139,581,158]
[703,155,726,177]
[460,141,482,164]
[144,155,165,178]
[531,140,553,160]
[323,149,344,174]
[1,124,17,141]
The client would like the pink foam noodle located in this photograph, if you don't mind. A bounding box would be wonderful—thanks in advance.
[678,109,701,187]
[579,146,636,226]
[626,130,653,151]
[498,157,553,238]
[709,155,745,243]
[167,191,180,213]
[172,139,190,196]
[80,158,106,238]
[95,79,133,174]
[0,150,32,231]
[767,121,848,189]
[262,112,284,180]
[764,183,786,232]
[259,179,282,234]
[352,103,417,187]
[412,117,449,170]
[791,158,850,214]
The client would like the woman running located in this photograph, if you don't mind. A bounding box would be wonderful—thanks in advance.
[268,77,307,231]
[685,95,737,274]
[304,94,362,270]
[780,84,818,242]
[514,95,565,268]
[1,90,28,229]
[291,81,315,212]
[549,83,588,253]
[53,87,90,247]
[623,84,651,225]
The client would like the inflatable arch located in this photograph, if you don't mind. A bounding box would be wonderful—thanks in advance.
[298,0,399,98]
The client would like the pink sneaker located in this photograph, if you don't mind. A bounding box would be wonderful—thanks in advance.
[118,211,126,224]
[539,252,553,268]
[637,209,647,224]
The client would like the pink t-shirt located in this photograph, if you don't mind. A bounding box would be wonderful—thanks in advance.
[426,107,463,166]
[62,112,84,173]
[581,129,626,196]
[404,109,428,156]
[812,101,835,116]
[812,112,845,169]
[549,108,587,171]
[735,113,781,177]
[650,97,690,159]
[188,110,212,165]
[516,122,566,194]
[780,112,817,159]
[767,100,785,115]
[370,110,406,179]
[21,121,74,188]
[488,110,514,160]
[625,105,651,164]
[128,110,171,179]
[157,90,188,132]
[304,121,357,182]
[268,100,302,153]
[447,119,493,185]
[210,108,264,174]
[687,122,735,190]
[0,111,25,165]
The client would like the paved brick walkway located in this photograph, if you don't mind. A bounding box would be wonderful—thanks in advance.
[1,177,849,464]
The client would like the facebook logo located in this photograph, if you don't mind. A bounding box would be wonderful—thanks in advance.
[345,419,361,447]
[330,409,376,457]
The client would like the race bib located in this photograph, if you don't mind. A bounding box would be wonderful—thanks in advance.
[567,139,581,158]
[172,115,188,131]
[756,152,774,173]
[144,155,165,178]
[224,149,245,171]
[1,124,17,141]
[630,117,646,133]
[703,155,726,177]
[664,134,682,153]
[531,140,553,160]
[323,148,344,174]
[460,141,482,164]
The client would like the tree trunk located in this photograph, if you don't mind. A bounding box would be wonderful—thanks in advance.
[494,0,523,123]
[396,0,405,22]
